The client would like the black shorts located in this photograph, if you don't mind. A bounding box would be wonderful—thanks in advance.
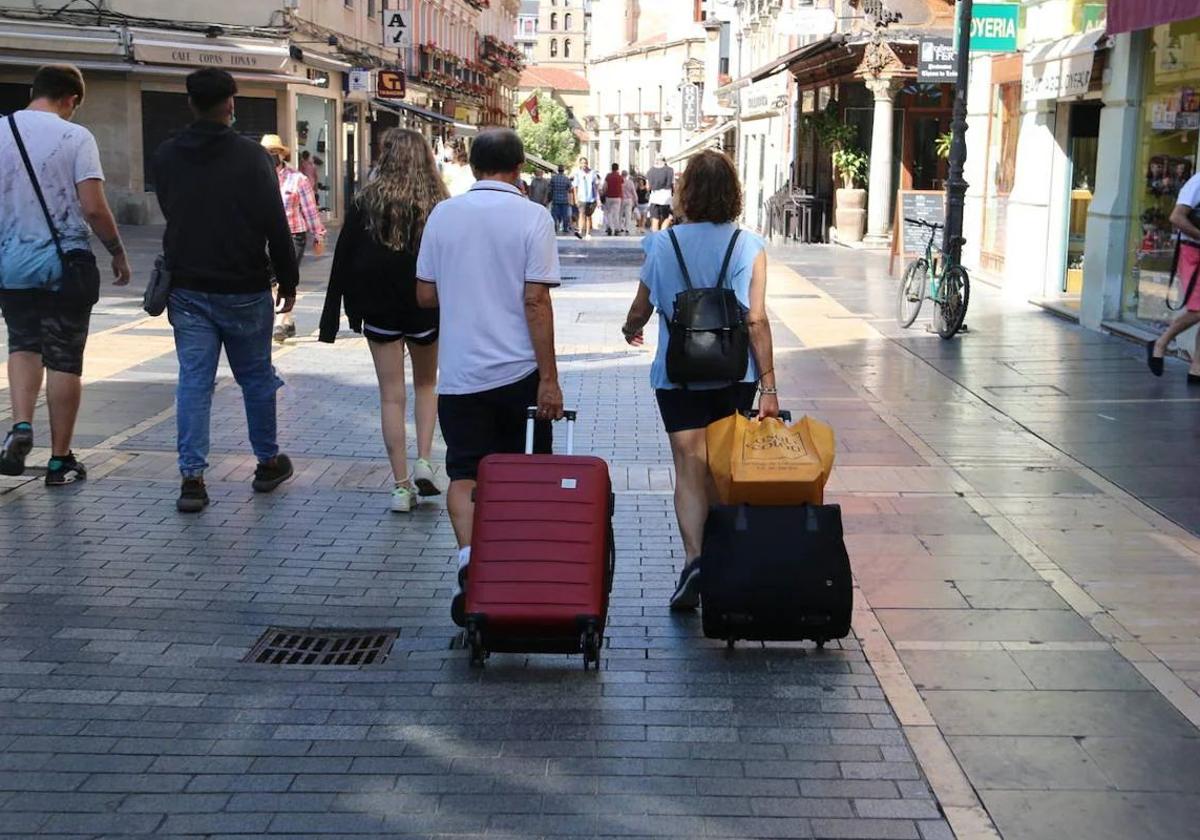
[582,201,597,216]
[362,324,438,346]
[0,290,91,376]
[438,371,552,482]
[655,383,757,434]
[650,204,672,221]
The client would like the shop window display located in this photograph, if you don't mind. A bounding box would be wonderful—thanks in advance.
[1126,18,1200,327]
[982,81,1021,271]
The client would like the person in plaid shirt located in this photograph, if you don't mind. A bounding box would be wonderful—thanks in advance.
[262,134,326,342]
[548,165,574,235]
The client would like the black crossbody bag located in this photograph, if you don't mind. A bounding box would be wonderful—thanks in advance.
[664,228,750,385]
[8,114,101,308]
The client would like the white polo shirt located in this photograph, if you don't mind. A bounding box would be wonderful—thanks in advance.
[417,180,561,395]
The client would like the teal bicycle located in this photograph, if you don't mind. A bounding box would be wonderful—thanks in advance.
[897,217,970,339]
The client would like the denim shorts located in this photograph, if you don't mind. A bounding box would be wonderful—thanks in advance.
[0,290,91,375]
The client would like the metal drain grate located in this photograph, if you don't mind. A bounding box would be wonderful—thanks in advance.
[245,627,398,666]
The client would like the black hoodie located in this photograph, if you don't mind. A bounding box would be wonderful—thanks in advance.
[152,121,299,295]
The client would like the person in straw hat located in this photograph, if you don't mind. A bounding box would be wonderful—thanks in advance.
[261,133,325,342]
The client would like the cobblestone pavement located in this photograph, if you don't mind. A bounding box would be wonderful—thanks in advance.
[0,231,1196,839]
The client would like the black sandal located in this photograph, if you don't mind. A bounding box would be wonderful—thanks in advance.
[1147,340,1164,377]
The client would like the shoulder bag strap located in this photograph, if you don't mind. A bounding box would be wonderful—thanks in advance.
[667,229,693,290]
[7,114,66,260]
[716,229,743,290]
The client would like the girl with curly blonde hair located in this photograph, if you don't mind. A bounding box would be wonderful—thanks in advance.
[320,128,449,512]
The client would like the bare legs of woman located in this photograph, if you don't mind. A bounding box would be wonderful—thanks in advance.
[368,338,439,511]
[667,427,711,610]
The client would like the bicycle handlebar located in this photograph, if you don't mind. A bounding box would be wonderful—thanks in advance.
[904,217,944,231]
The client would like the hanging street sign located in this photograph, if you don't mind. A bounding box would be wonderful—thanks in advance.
[383,11,410,50]
[377,69,406,99]
[917,37,958,82]
[681,82,700,131]
[969,3,1019,52]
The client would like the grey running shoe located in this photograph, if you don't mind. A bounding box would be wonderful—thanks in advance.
[0,425,33,476]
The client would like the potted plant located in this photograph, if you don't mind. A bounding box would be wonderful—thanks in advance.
[831,147,869,243]
[804,107,868,243]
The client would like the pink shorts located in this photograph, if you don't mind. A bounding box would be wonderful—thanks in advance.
[1178,242,1200,311]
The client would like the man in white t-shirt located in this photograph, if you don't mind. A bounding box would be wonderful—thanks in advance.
[416,129,564,621]
[572,157,601,240]
[0,65,131,486]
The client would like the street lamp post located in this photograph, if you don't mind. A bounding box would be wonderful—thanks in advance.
[942,0,973,265]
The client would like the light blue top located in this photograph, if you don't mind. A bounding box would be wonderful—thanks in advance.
[640,222,765,391]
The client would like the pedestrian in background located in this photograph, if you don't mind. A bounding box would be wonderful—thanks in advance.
[635,175,650,232]
[573,156,600,240]
[0,64,131,485]
[604,164,624,236]
[549,164,574,235]
[1148,170,1200,384]
[262,133,325,343]
[299,149,318,191]
[647,155,675,231]
[443,140,475,197]
[621,169,638,235]
[620,149,779,610]
[528,169,551,208]
[320,128,445,513]
[416,129,563,624]
[152,68,298,512]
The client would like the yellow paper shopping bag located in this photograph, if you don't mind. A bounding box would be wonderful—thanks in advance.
[707,413,836,506]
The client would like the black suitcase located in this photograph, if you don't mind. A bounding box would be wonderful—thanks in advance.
[700,504,853,647]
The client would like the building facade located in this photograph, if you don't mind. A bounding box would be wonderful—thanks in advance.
[585,0,707,174]
[957,0,1198,354]
[0,0,520,224]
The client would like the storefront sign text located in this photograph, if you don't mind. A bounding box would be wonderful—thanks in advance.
[378,69,406,100]
[917,38,957,83]
[132,39,291,72]
[347,69,373,95]
[969,3,1019,53]
[681,82,700,131]
[1023,56,1092,100]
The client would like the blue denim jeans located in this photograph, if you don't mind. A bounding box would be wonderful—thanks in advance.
[551,202,573,233]
[168,289,283,477]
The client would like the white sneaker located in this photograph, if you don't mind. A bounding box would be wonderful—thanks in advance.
[413,458,441,497]
[390,483,416,513]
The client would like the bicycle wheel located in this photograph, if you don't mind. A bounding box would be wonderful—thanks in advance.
[937,264,970,339]
[897,259,928,328]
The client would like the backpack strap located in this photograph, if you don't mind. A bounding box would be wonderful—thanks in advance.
[716,229,742,290]
[8,113,66,261]
[667,229,694,290]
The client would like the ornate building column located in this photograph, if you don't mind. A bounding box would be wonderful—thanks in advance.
[864,76,901,246]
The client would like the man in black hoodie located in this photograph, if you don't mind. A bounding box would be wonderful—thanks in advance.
[152,69,298,513]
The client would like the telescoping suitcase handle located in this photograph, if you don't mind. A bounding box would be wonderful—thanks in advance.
[525,407,577,455]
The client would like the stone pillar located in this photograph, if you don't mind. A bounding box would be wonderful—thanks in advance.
[1081,31,1144,330]
[864,77,900,246]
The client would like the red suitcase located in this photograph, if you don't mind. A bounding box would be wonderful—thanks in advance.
[464,409,614,670]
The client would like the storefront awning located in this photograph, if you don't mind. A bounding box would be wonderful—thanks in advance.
[1022,29,1107,101]
[0,20,125,57]
[374,98,454,125]
[668,120,733,165]
[129,27,291,73]
[1108,0,1200,35]
[525,152,557,173]
[0,53,133,73]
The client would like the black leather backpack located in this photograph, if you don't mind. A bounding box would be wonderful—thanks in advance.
[664,228,750,385]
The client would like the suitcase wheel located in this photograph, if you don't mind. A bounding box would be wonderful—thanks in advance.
[726,638,736,650]
[467,624,486,668]
[814,639,826,650]
[581,629,601,671]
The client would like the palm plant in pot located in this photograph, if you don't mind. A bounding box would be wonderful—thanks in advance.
[805,107,869,243]
[831,147,869,243]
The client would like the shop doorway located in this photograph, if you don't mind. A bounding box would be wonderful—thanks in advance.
[1056,101,1101,301]
[296,94,336,215]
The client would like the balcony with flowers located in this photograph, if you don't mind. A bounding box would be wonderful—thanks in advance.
[481,34,524,74]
